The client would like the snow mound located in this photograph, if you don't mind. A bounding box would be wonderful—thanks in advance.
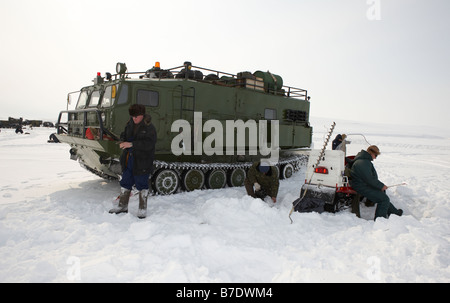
[0,120,449,282]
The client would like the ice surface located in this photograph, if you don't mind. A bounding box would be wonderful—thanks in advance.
[0,117,449,282]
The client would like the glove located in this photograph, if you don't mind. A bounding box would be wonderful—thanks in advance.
[254,182,261,191]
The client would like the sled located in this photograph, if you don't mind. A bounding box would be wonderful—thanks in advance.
[293,149,358,214]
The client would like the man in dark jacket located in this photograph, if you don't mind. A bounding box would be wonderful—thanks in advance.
[109,104,157,219]
[332,134,343,150]
[244,160,279,203]
[350,145,403,220]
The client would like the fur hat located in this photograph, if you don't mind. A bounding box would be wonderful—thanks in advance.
[367,145,380,156]
[129,104,146,117]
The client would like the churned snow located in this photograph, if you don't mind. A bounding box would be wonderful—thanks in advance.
[0,117,449,283]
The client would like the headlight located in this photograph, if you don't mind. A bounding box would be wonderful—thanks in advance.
[116,62,127,74]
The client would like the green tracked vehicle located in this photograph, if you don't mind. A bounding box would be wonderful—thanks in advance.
[55,61,312,195]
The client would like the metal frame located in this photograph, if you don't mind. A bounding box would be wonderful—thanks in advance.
[108,63,309,101]
[56,109,118,141]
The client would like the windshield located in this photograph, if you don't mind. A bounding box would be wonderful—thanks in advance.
[88,90,101,107]
[76,91,89,109]
[101,85,116,107]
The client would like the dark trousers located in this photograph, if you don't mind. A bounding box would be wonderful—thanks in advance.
[355,188,400,220]
[120,155,150,191]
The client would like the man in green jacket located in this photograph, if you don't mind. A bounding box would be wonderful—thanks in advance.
[244,160,279,203]
[350,145,403,220]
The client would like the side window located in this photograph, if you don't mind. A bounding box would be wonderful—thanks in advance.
[76,91,89,109]
[117,84,128,105]
[101,85,116,108]
[264,108,277,120]
[88,90,101,107]
[137,89,159,107]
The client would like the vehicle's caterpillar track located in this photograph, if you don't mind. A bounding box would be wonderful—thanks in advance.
[153,154,307,172]
[80,154,308,195]
[149,154,307,195]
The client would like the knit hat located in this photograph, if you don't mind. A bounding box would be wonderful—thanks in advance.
[258,160,271,173]
[258,164,270,173]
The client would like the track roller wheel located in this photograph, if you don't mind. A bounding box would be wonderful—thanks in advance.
[205,169,227,189]
[182,169,205,192]
[280,163,294,179]
[152,169,179,195]
[227,167,246,187]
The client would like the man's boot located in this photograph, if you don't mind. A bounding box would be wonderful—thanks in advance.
[109,187,131,214]
[137,189,149,219]
[387,203,403,217]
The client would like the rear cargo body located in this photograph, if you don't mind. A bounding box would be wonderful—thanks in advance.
[294,149,357,213]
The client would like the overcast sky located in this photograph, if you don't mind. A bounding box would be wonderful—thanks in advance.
[1,0,449,131]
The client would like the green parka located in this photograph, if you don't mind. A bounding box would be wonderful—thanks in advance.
[246,162,279,198]
[350,149,385,193]
[350,149,403,220]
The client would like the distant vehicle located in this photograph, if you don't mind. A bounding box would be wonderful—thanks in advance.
[43,122,54,127]
[0,118,44,128]
[0,117,23,129]
[55,61,313,195]
[24,120,43,127]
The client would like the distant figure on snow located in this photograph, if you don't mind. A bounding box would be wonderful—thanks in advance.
[332,134,350,154]
[15,125,23,134]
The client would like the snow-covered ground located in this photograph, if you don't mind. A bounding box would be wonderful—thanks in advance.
[0,117,449,283]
